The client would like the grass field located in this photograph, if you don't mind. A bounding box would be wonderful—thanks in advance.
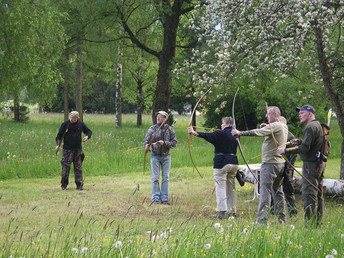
[0,113,343,257]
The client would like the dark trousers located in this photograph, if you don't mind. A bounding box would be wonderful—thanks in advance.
[61,149,84,187]
[302,161,325,225]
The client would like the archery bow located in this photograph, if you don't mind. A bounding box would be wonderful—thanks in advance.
[265,103,320,192]
[232,88,258,182]
[188,87,212,178]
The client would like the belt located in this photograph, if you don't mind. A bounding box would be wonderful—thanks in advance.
[215,153,236,156]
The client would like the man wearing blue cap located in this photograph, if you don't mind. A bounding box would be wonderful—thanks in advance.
[278,105,325,227]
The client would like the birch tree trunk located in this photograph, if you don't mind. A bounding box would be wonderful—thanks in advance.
[63,51,70,121]
[115,40,122,128]
[239,164,344,197]
[136,52,144,127]
[13,95,19,122]
[76,45,83,121]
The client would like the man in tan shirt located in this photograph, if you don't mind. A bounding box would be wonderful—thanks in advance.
[232,106,288,224]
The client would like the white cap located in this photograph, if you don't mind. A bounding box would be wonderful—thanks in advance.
[156,111,168,117]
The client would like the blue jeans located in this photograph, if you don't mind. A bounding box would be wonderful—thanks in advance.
[151,155,171,202]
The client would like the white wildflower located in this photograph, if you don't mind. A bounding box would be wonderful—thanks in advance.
[341,234,344,239]
[287,240,293,245]
[128,240,133,244]
[160,231,167,238]
[12,155,16,158]
[114,241,122,248]
[167,227,172,233]
[332,249,338,255]
[205,243,211,250]
[290,225,295,230]
[219,227,224,233]
[243,228,249,233]
[147,231,152,234]
[152,235,159,241]
[72,248,79,254]
[214,223,221,229]
[81,247,88,254]
[273,234,281,240]
[228,216,235,221]
[326,255,334,258]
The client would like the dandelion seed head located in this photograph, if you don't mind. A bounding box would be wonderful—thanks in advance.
[228,216,235,221]
[205,243,211,250]
[214,223,221,229]
[115,241,122,248]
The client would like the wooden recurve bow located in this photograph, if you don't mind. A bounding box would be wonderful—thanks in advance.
[232,88,258,182]
[265,103,320,191]
[188,87,212,178]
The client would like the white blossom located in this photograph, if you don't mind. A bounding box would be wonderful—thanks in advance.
[72,248,79,254]
[81,247,88,254]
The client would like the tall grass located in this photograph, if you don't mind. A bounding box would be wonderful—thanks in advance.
[0,113,341,180]
[0,170,343,257]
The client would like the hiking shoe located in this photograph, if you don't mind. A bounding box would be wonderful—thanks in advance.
[151,201,160,205]
[289,208,298,217]
[61,186,66,190]
[77,185,84,191]
[210,211,226,219]
[236,170,245,187]
[161,201,171,205]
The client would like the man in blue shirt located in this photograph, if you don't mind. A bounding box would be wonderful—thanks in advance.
[188,117,239,219]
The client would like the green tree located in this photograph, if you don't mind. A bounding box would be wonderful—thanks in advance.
[114,0,204,123]
[0,0,66,121]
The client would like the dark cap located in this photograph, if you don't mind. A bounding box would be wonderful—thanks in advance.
[296,105,315,114]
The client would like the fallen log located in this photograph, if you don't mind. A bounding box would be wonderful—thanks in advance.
[239,164,344,197]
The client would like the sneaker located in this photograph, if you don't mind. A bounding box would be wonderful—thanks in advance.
[61,186,66,190]
[161,201,170,205]
[210,211,226,219]
[77,185,83,191]
[151,201,160,205]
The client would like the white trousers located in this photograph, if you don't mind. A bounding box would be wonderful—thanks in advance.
[213,164,238,213]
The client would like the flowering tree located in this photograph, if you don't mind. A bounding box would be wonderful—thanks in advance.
[188,0,344,178]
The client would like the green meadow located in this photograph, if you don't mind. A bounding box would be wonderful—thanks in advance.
[0,113,343,257]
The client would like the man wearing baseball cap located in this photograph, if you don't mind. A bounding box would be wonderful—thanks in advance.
[278,105,325,227]
[56,111,92,190]
[144,111,177,205]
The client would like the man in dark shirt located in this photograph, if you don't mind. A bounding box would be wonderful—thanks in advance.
[188,117,239,219]
[278,105,325,226]
[56,111,92,190]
